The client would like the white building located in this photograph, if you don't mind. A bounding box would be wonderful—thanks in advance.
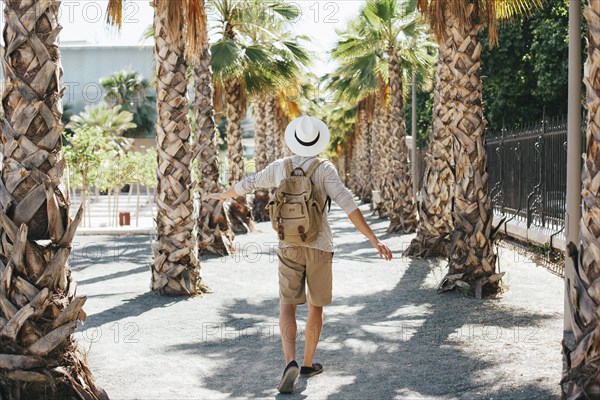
[60,42,154,115]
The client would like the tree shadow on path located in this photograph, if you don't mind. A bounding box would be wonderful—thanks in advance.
[165,259,559,399]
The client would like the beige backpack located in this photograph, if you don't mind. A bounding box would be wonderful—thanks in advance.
[266,157,329,244]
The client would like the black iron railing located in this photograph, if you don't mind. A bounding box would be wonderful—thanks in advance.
[486,115,580,235]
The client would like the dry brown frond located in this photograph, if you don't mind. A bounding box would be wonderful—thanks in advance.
[157,0,183,47]
[184,0,208,63]
[106,0,123,28]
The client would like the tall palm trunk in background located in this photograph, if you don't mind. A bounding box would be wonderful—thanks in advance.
[381,50,417,233]
[252,96,270,222]
[357,103,372,203]
[0,1,107,398]
[194,31,234,256]
[264,95,279,163]
[436,2,502,298]
[371,101,381,190]
[224,77,253,233]
[152,2,204,295]
[405,53,454,257]
[253,97,269,170]
[374,84,388,217]
[275,106,289,158]
[563,2,600,397]
[350,123,362,195]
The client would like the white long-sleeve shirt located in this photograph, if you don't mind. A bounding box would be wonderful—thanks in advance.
[234,155,358,252]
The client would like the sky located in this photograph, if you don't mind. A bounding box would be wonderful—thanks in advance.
[58,0,365,77]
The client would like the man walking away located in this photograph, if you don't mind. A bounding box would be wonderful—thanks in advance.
[205,115,393,393]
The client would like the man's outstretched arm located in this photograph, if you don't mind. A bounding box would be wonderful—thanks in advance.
[204,185,238,202]
[348,209,393,261]
[204,161,280,201]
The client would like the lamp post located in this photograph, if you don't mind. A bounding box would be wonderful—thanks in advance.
[564,0,582,332]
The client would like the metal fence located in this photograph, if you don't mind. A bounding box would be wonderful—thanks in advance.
[486,116,580,236]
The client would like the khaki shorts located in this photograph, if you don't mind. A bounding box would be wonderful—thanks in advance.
[277,247,333,307]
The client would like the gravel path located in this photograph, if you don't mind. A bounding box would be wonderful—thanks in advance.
[72,201,564,399]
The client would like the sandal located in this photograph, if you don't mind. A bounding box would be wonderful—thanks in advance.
[277,360,299,393]
[300,363,324,377]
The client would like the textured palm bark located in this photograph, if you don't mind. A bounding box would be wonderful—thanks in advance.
[253,97,269,171]
[193,35,234,257]
[350,124,362,195]
[275,105,287,159]
[436,2,502,298]
[264,95,278,164]
[0,1,107,398]
[562,3,600,397]
[371,103,382,192]
[357,107,372,203]
[381,51,417,233]
[252,96,270,222]
[373,88,388,218]
[405,52,454,258]
[152,3,204,296]
[224,77,253,234]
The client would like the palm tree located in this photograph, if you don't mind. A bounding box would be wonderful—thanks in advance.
[417,0,542,296]
[0,1,107,398]
[330,3,434,223]
[244,17,310,221]
[193,8,235,257]
[150,1,210,295]
[363,0,433,233]
[404,59,454,257]
[108,0,210,295]
[100,70,156,137]
[563,1,600,397]
[210,0,302,232]
[66,103,136,153]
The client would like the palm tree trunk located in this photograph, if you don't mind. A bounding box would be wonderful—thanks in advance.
[264,95,279,163]
[193,31,234,257]
[562,2,600,397]
[359,106,372,203]
[405,53,454,257]
[0,1,107,398]
[252,96,270,222]
[253,97,269,170]
[349,124,361,195]
[381,50,417,233]
[436,2,502,298]
[275,106,287,159]
[373,85,388,217]
[224,77,253,234]
[152,2,203,296]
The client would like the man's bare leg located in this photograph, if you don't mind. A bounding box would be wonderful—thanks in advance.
[279,303,297,364]
[303,304,323,367]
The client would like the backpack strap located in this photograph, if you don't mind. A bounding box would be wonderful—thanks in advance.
[305,158,332,213]
[284,157,294,177]
[305,158,326,179]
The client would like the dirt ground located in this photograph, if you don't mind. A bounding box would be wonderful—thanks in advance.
[71,201,564,399]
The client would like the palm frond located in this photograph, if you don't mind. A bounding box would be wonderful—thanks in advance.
[106,0,123,29]
[211,39,243,78]
[157,0,184,46]
[184,0,208,62]
[418,0,544,46]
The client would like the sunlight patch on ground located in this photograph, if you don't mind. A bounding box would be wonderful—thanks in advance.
[319,339,344,351]
[343,338,379,354]
[395,388,460,400]
[303,373,357,398]
[386,303,433,319]
[361,319,427,342]
[420,264,448,290]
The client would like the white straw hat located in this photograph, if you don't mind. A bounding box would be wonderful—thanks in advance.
[284,115,331,157]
